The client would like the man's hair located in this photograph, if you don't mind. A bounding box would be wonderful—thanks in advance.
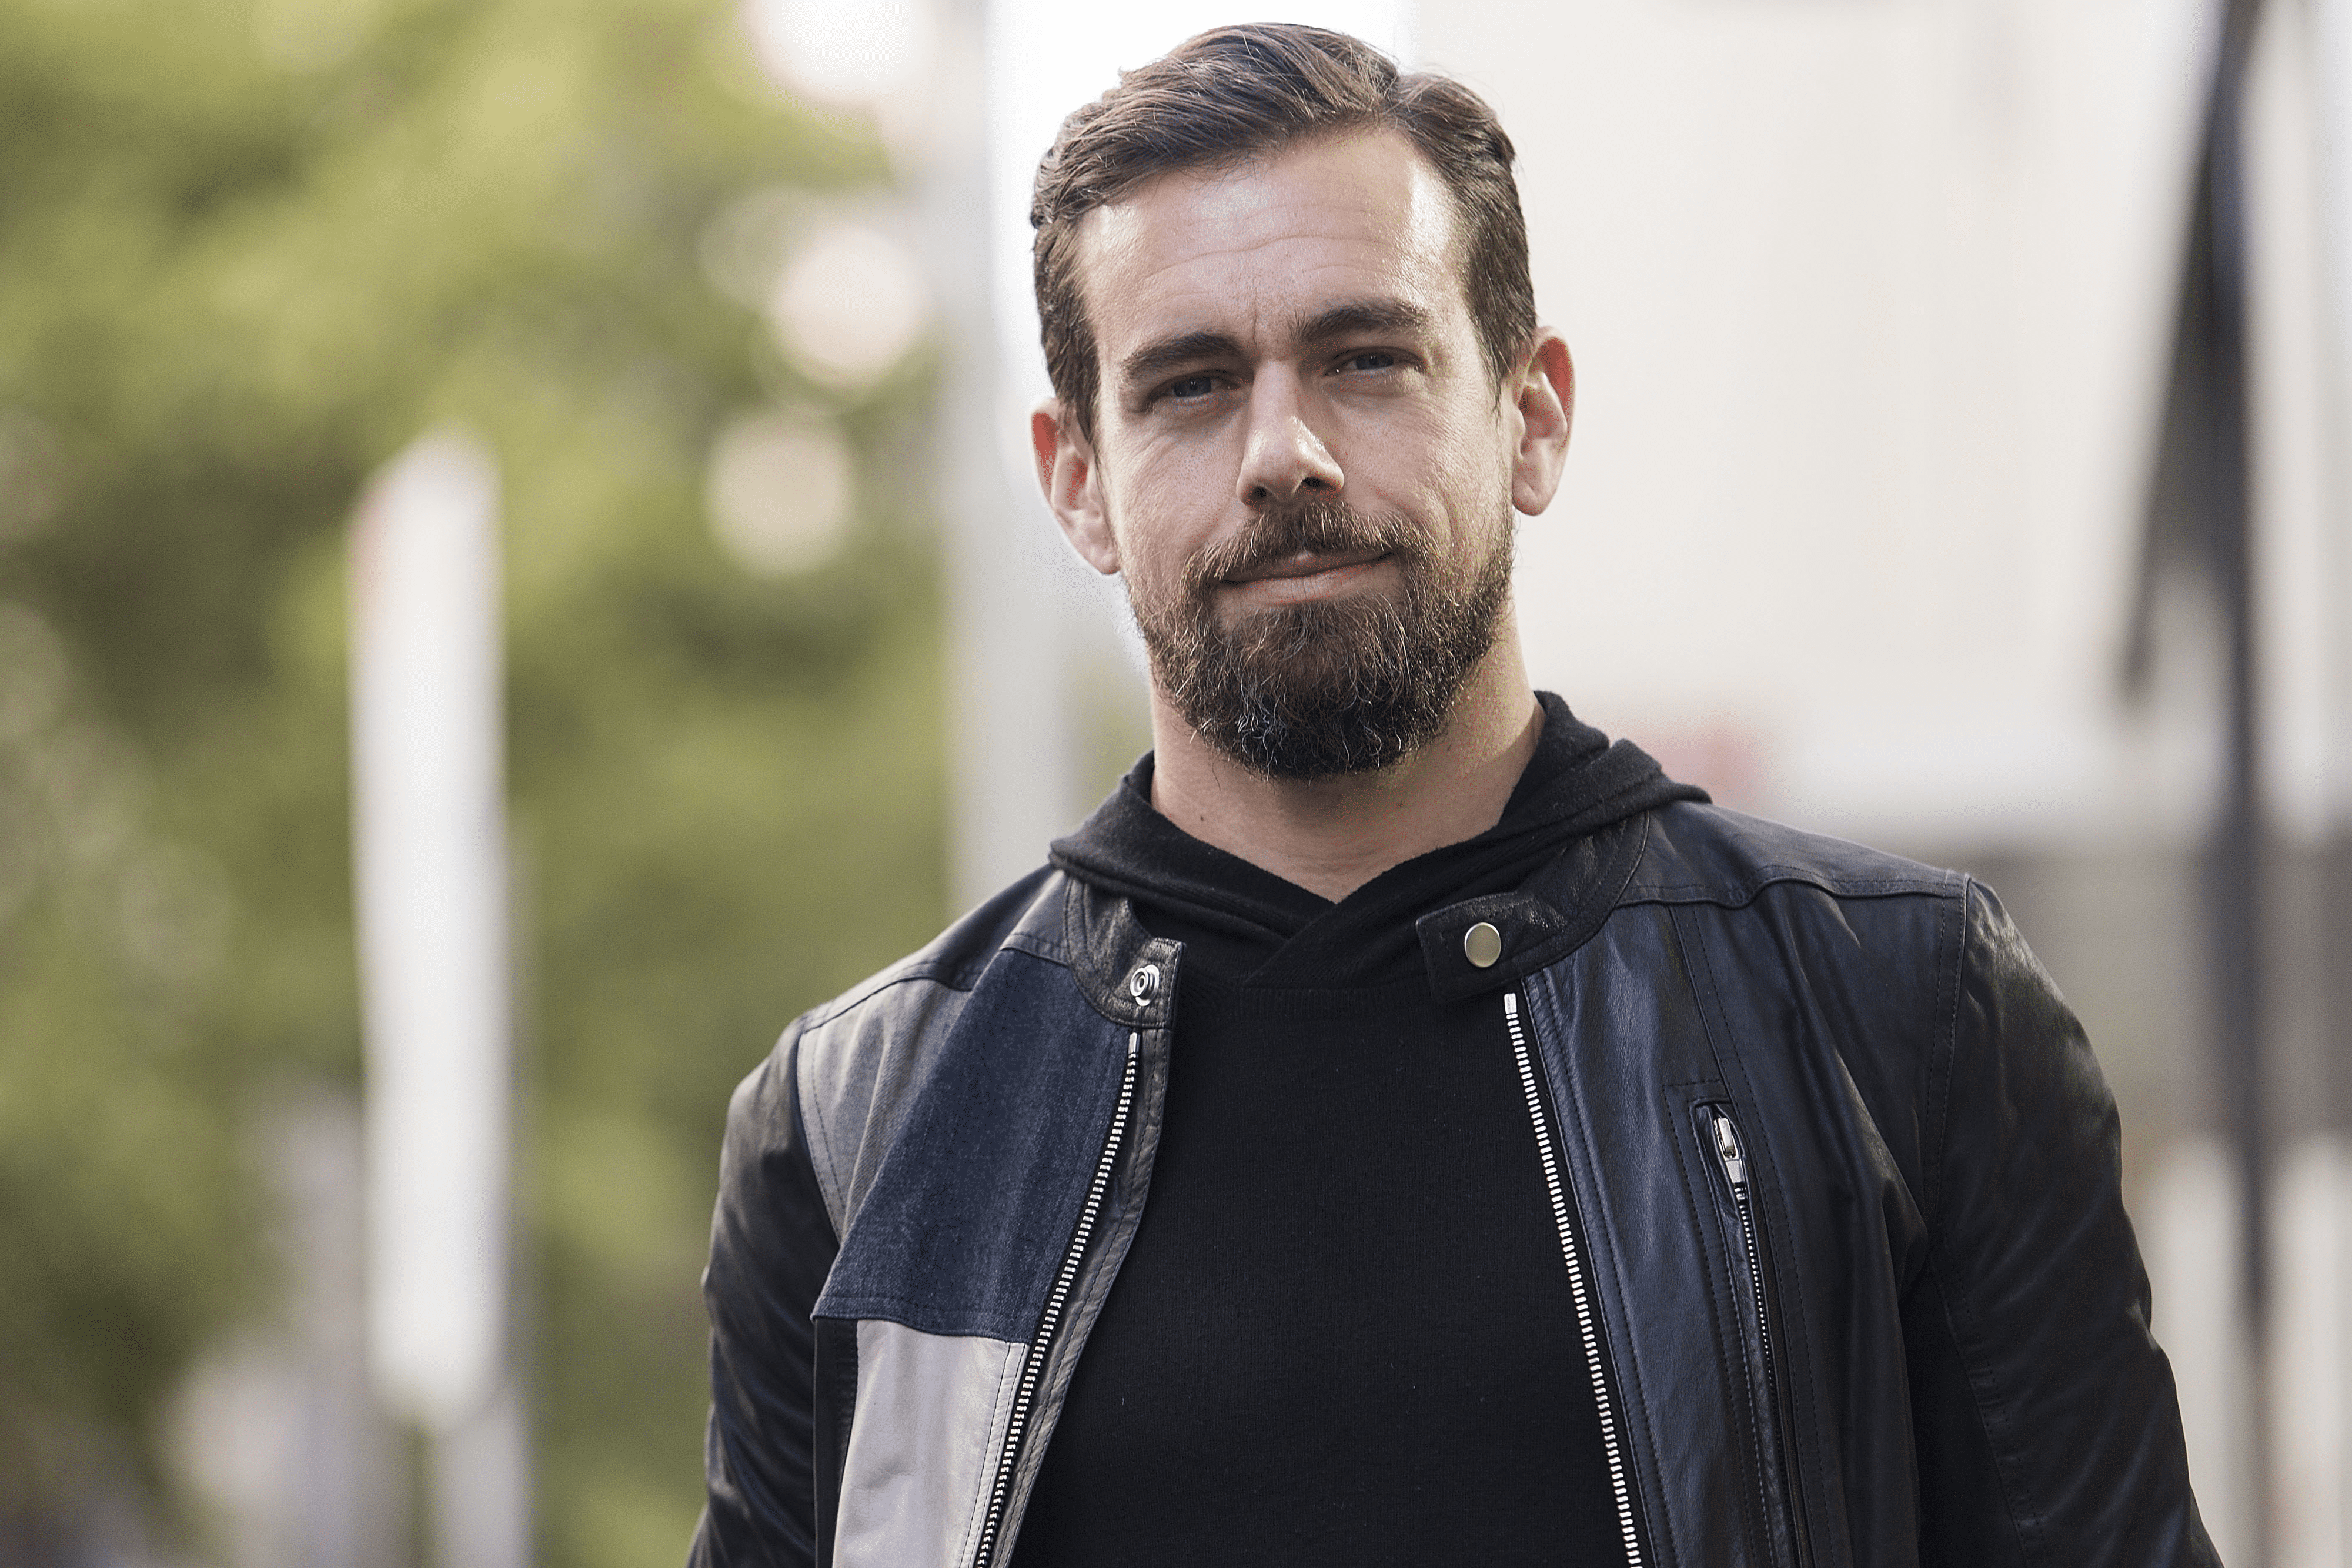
[1030,25,1536,441]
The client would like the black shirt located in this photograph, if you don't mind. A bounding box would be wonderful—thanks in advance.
[1011,697,1700,1566]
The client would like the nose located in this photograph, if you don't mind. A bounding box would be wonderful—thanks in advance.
[1235,370,1342,507]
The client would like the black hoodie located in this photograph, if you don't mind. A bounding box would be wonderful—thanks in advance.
[1009,696,1703,1568]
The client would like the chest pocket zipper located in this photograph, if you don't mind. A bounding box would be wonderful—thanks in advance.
[1703,1105,1813,1568]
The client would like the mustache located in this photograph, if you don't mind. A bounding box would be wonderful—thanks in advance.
[1185,500,1425,590]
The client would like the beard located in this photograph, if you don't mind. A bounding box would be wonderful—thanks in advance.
[1126,498,1515,781]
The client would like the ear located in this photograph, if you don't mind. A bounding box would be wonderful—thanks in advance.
[1031,399,1120,575]
[1506,329,1576,516]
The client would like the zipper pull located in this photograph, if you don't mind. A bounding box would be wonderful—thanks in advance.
[1712,1112,1748,1186]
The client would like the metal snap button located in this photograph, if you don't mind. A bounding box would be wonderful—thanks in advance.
[1463,921,1503,969]
[1129,962,1161,1002]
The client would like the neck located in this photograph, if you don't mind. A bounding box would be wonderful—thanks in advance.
[1146,612,1542,902]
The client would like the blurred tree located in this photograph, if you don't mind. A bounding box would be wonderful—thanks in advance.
[0,0,944,1561]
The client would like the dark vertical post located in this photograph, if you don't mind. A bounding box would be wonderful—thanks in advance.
[2202,2,2270,1558]
[2133,0,2271,1554]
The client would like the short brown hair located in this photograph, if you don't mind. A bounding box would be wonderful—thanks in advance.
[1030,25,1536,441]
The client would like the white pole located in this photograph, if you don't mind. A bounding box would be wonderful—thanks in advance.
[930,0,1084,913]
[349,431,528,1568]
[2285,5,2352,1566]
[2311,0,2352,842]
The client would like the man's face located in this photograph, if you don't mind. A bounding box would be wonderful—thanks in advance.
[1052,131,1534,779]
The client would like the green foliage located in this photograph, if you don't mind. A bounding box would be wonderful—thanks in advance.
[0,0,945,1559]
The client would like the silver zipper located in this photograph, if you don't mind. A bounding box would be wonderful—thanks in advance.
[969,1032,1141,1568]
[1711,1112,1779,1412]
[1710,1108,1810,1567]
[1503,992,1644,1568]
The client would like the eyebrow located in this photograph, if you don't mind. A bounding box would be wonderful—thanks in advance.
[1118,330,1246,390]
[1114,298,1436,393]
[1289,297,1434,346]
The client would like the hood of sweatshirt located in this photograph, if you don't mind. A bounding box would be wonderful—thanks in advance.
[1048,692,1707,988]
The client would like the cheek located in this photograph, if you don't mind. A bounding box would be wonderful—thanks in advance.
[1101,461,1223,585]
[1443,405,1516,500]
[1131,428,1234,513]
[1371,414,1506,533]
[1347,396,1488,486]
[1097,491,1179,600]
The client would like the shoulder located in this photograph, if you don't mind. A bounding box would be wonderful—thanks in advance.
[1621,799,1965,911]
[724,867,1073,1236]
[797,865,1069,1033]
[1611,803,1983,1055]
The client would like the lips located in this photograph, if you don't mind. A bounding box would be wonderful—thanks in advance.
[1221,549,1390,586]
[1185,499,1423,598]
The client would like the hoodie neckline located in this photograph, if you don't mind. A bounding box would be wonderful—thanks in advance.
[1048,693,1706,989]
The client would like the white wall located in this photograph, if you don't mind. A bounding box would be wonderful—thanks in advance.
[1419,0,2246,847]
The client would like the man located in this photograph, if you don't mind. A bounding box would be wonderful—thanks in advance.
[691,24,2213,1568]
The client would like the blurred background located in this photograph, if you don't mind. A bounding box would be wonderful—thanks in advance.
[0,0,2345,1564]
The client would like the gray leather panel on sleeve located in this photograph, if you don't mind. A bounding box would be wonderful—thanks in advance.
[798,979,974,1236]
[833,1321,1025,1568]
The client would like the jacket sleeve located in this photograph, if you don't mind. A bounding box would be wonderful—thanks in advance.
[1903,880,2217,1566]
[689,1026,840,1567]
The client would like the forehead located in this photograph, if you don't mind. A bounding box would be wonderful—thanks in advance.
[1073,130,1465,359]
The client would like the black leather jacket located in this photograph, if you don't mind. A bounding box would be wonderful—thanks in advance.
[691,802,2216,1567]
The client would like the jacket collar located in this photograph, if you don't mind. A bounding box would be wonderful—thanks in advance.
[1063,810,1654,1015]
[1063,875,1184,1032]
[1412,812,1654,1002]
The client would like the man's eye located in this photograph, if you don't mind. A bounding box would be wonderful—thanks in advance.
[1164,375,1220,402]
[1341,351,1398,373]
